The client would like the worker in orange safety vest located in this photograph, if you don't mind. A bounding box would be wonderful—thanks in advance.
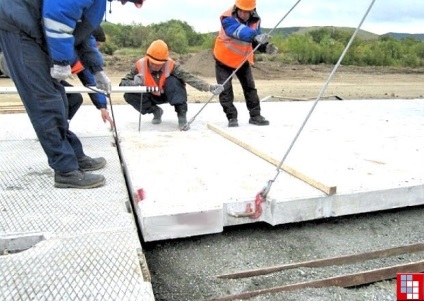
[213,0,278,128]
[120,39,224,129]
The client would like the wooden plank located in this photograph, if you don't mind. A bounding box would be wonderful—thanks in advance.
[210,260,424,301]
[0,105,25,114]
[217,242,424,279]
[0,101,23,106]
[271,95,343,101]
[207,122,336,195]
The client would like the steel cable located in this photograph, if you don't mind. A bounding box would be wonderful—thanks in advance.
[260,0,377,199]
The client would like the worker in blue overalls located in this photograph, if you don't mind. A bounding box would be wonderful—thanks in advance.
[0,0,144,189]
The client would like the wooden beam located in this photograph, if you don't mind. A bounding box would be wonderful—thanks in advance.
[0,105,25,114]
[271,95,343,101]
[207,122,336,195]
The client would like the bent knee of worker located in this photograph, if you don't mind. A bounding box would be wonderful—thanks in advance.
[164,77,187,105]
[123,93,142,104]
[68,94,83,107]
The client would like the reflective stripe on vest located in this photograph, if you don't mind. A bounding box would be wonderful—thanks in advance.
[136,57,175,96]
[213,7,259,69]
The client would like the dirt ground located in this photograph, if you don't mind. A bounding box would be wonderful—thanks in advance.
[1,49,424,106]
[101,49,424,104]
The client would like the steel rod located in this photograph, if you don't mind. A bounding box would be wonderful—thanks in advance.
[217,242,424,279]
[0,86,158,94]
[210,260,424,301]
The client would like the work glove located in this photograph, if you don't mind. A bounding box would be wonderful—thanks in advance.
[265,43,278,55]
[50,64,72,81]
[209,84,224,95]
[133,74,144,86]
[94,71,112,94]
[254,33,271,45]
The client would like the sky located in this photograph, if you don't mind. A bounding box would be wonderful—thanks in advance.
[104,0,424,35]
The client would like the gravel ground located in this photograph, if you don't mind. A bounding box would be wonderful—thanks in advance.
[143,205,424,301]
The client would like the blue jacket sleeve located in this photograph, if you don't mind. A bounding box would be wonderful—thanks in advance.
[76,36,104,74]
[77,68,107,109]
[42,0,105,67]
[221,17,261,43]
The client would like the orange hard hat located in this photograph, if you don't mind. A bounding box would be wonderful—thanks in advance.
[146,40,169,65]
[235,0,256,11]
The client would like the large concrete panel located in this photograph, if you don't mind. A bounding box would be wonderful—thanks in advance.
[113,99,424,241]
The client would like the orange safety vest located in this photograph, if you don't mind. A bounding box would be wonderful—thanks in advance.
[136,57,175,96]
[71,60,84,75]
[213,7,260,69]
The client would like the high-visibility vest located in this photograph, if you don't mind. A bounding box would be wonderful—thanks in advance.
[71,60,84,75]
[213,7,259,69]
[136,57,175,96]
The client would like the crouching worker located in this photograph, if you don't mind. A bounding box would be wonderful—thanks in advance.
[120,39,224,129]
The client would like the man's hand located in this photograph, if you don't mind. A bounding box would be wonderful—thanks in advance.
[50,65,72,81]
[254,34,271,45]
[133,74,144,86]
[265,43,278,55]
[209,84,224,95]
[94,71,112,94]
[100,108,114,129]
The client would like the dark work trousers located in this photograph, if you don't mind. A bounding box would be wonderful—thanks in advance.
[124,75,188,115]
[215,59,261,120]
[62,81,83,120]
[0,30,84,173]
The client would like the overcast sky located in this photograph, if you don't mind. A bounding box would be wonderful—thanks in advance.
[104,0,424,35]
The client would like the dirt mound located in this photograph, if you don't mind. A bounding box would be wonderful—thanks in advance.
[180,49,303,80]
[179,49,216,78]
[104,54,139,74]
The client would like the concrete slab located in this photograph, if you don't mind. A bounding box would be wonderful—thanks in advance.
[111,99,424,241]
[1,99,423,244]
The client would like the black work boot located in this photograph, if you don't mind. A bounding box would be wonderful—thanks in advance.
[152,106,163,124]
[78,155,107,171]
[54,170,105,189]
[228,118,239,127]
[175,104,189,130]
[177,112,188,129]
[249,115,270,126]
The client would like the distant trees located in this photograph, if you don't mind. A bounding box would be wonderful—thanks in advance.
[101,21,424,68]
[278,29,424,67]
[101,20,209,55]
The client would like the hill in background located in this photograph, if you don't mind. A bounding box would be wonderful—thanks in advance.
[384,32,424,40]
[262,26,424,41]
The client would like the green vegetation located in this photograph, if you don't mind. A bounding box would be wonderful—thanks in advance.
[101,20,424,68]
[101,20,207,55]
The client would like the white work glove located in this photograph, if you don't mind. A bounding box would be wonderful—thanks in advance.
[265,43,278,55]
[209,84,224,95]
[254,33,271,45]
[50,64,72,81]
[133,74,144,86]
[94,71,112,94]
